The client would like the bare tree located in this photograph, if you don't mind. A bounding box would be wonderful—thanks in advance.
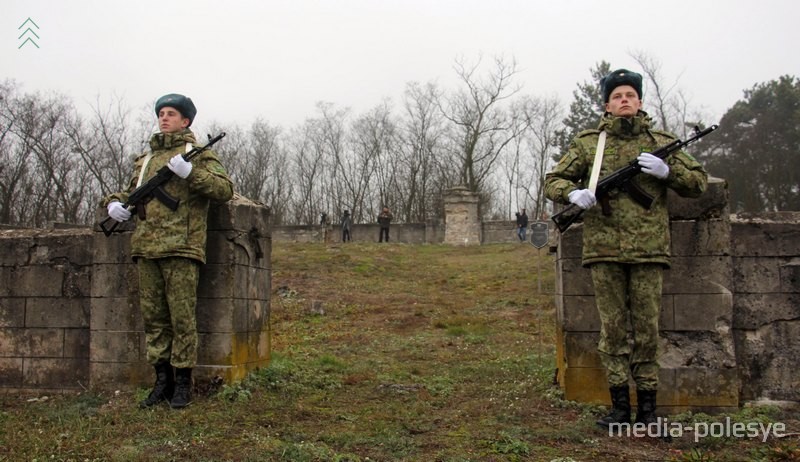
[208,122,247,187]
[315,102,349,221]
[629,52,673,131]
[64,95,150,214]
[1,89,94,226]
[344,100,393,223]
[518,95,563,220]
[498,95,541,218]
[439,55,527,198]
[396,81,455,222]
[287,103,349,225]
[0,81,29,225]
[248,120,292,224]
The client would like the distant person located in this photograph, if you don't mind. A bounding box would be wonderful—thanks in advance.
[103,93,234,409]
[377,206,393,242]
[544,69,708,431]
[320,212,328,226]
[516,208,529,242]
[341,210,352,242]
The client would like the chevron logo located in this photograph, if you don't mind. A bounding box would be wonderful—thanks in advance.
[18,17,40,49]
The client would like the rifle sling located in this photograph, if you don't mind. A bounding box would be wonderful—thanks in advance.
[136,154,154,188]
[588,131,606,194]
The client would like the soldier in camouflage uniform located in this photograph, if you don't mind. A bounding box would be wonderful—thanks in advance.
[103,94,234,409]
[544,70,708,429]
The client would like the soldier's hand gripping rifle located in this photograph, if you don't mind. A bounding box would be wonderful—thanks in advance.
[99,132,226,237]
[551,125,718,233]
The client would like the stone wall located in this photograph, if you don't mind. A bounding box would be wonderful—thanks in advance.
[270,190,530,247]
[482,220,534,244]
[272,224,326,243]
[731,212,800,403]
[272,222,444,244]
[553,178,800,411]
[0,196,271,393]
[0,229,93,392]
[272,220,541,246]
[5,183,799,408]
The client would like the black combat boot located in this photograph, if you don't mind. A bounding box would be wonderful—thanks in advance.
[634,389,658,426]
[596,385,631,428]
[170,368,193,409]
[139,360,174,408]
[635,389,672,440]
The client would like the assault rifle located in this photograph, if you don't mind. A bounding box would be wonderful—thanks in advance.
[99,132,226,237]
[551,124,718,233]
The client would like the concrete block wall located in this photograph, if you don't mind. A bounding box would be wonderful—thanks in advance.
[271,222,445,245]
[0,196,271,393]
[482,220,526,244]
[731,212,800,403]
[90,196,272,389]
[200,198,272,383]
[554,178,742,412]
[273,221,544,246]
[0,230,94,391]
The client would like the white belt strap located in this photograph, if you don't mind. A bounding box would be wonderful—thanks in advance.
[587,131,607,194]
[136,142,192,188]
[136,154,154,188]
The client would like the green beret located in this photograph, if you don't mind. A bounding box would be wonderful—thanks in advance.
[600,69,643,103]
[155,93,197,126]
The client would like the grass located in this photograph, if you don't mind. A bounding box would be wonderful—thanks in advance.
[0,242,797,461]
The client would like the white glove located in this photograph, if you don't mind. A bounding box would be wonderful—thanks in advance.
[167,154,193,179]
[107,201,131,222]
[568,189,597,210]
[637,153,669,179]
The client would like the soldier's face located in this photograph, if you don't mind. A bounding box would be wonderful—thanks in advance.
[158,107,191,134]
[605,85,642,118]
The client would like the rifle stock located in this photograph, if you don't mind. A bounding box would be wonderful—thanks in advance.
[99,132,226,236]
[551,125,718,233]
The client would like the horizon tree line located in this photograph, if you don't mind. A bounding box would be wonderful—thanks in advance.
[0,55,796,229]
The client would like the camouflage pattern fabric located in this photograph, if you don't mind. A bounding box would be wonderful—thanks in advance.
[591,262,662,391]
[544,111,708,267]
[102,128,233,370]
[545,111,708,393]
[138,257,200,368]
[104,129,234,264]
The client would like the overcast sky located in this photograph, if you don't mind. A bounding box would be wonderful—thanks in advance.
[5,0,799,130]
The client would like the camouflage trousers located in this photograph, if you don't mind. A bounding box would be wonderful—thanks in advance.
[590,262,663,391]
[138,257,200,368]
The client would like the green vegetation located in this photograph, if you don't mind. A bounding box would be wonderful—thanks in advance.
[0,243,796,461]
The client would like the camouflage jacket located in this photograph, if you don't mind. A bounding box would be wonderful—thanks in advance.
[544,112,708,267]
[104,129,234,263]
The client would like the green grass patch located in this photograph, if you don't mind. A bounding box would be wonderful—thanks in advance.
[0,243,787,461]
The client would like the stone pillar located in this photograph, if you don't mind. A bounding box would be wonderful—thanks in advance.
[554,177,739,412]
[444,186,481,246]
[89,195,272,389]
